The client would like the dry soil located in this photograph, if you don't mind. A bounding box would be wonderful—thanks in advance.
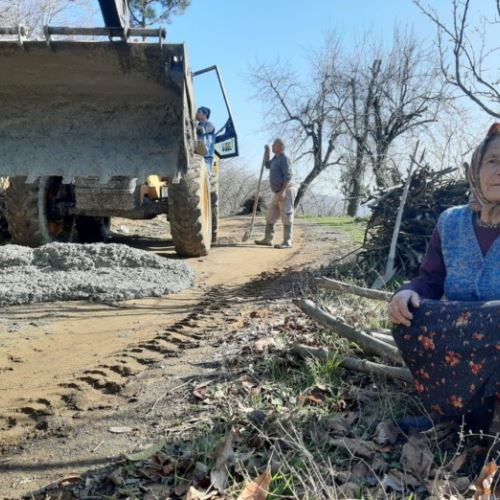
[0,216,349,498]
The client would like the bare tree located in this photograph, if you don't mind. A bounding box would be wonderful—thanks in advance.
[252,30,450,216]
[250,37,345,209]
[423,107,487,170]
[0,0,94,38]
[337,58,381,216]
[218,161,271,216]
[415,0,500,119]
[296,188,343,216]
[368,30,445,188]
[337,30,445,214]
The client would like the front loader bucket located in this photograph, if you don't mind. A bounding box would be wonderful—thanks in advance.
[0,41,194,182]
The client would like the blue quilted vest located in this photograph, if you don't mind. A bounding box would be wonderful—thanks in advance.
[437,205,500,301]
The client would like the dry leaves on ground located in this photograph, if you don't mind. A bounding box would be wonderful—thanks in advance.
[253,337,277,353]
[236,469,271,500]
[211,429,237,493]
[382,469,422,493]
[373,420,399,446]
[401,434,434,479]
[329,437,381,460]
[125,439,166,462]
[429,476,471,498]
[323,412,358,436]
[472,461,498,500]
[446,450,468,474]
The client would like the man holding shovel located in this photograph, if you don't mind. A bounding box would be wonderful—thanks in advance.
[255,138,296,249]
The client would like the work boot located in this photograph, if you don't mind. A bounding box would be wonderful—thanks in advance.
[274,225,293,249]
[255,224,275,246]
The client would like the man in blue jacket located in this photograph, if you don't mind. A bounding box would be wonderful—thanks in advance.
[196,106,216,171]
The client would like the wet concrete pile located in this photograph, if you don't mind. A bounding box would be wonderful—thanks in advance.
[0,243,195,306]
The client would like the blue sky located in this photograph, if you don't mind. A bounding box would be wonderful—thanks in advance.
[166,0,439,170]
[63,1,492,181]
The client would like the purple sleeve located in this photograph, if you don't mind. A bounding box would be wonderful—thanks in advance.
[398,228,446,300]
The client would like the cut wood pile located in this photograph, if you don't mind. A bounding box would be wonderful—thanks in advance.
[356,166,468,280]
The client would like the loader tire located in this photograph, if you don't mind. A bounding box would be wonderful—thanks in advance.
[0,189,10,241]
[168,155,212,257]
[75,216,111,243]
[5,176,75,246]
[210,171,219,244]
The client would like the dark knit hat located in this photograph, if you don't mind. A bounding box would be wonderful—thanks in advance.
[197,106,211,119]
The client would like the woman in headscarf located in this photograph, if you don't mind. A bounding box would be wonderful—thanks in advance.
[388,123,500,431]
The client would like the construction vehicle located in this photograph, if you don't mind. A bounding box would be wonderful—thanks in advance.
[0,0,238,256]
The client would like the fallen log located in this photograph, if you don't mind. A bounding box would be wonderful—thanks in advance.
[294,299,403,365]
[289,344,412,383]
[370,331,396,347]
[314,277,391,302]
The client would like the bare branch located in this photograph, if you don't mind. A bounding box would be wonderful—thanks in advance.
[367,29,446,188]
[0,0,96,38]
[250,38,345,209]
[314,277,392,301]
[290,345,413,383]
[415,0,500,119]
[294,299,403,364]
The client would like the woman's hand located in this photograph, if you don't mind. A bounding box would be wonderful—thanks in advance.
[388,290,421,326]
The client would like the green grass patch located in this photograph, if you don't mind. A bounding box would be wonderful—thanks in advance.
[301,215,367,244]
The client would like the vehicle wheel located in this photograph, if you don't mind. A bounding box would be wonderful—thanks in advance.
[210,171,219,243]
[75,216,111,243]
[168,155,212,257]
[0,185,10,241]
[5,176,75,246]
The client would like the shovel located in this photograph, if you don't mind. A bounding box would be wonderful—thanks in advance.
[242,146,269,242]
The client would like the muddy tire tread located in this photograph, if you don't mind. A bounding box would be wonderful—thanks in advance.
[211,173,219,243]
[0,189,10,241]
[168,156,211,257]
[5,177,47,246]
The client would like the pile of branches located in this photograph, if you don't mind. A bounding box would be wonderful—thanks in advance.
[357,165,468,280]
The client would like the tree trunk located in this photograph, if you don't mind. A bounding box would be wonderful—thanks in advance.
[345,145,366,216]
[346,175,362,216]
[373,141,391,189]
[343,61,381,215]
[294,164,322,209]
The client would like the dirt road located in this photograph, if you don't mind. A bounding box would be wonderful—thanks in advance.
[0,217,347,498]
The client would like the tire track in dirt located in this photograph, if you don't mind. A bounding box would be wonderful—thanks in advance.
[0,218,308,452]
[0,220,352,497]
[0,287,232,448]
